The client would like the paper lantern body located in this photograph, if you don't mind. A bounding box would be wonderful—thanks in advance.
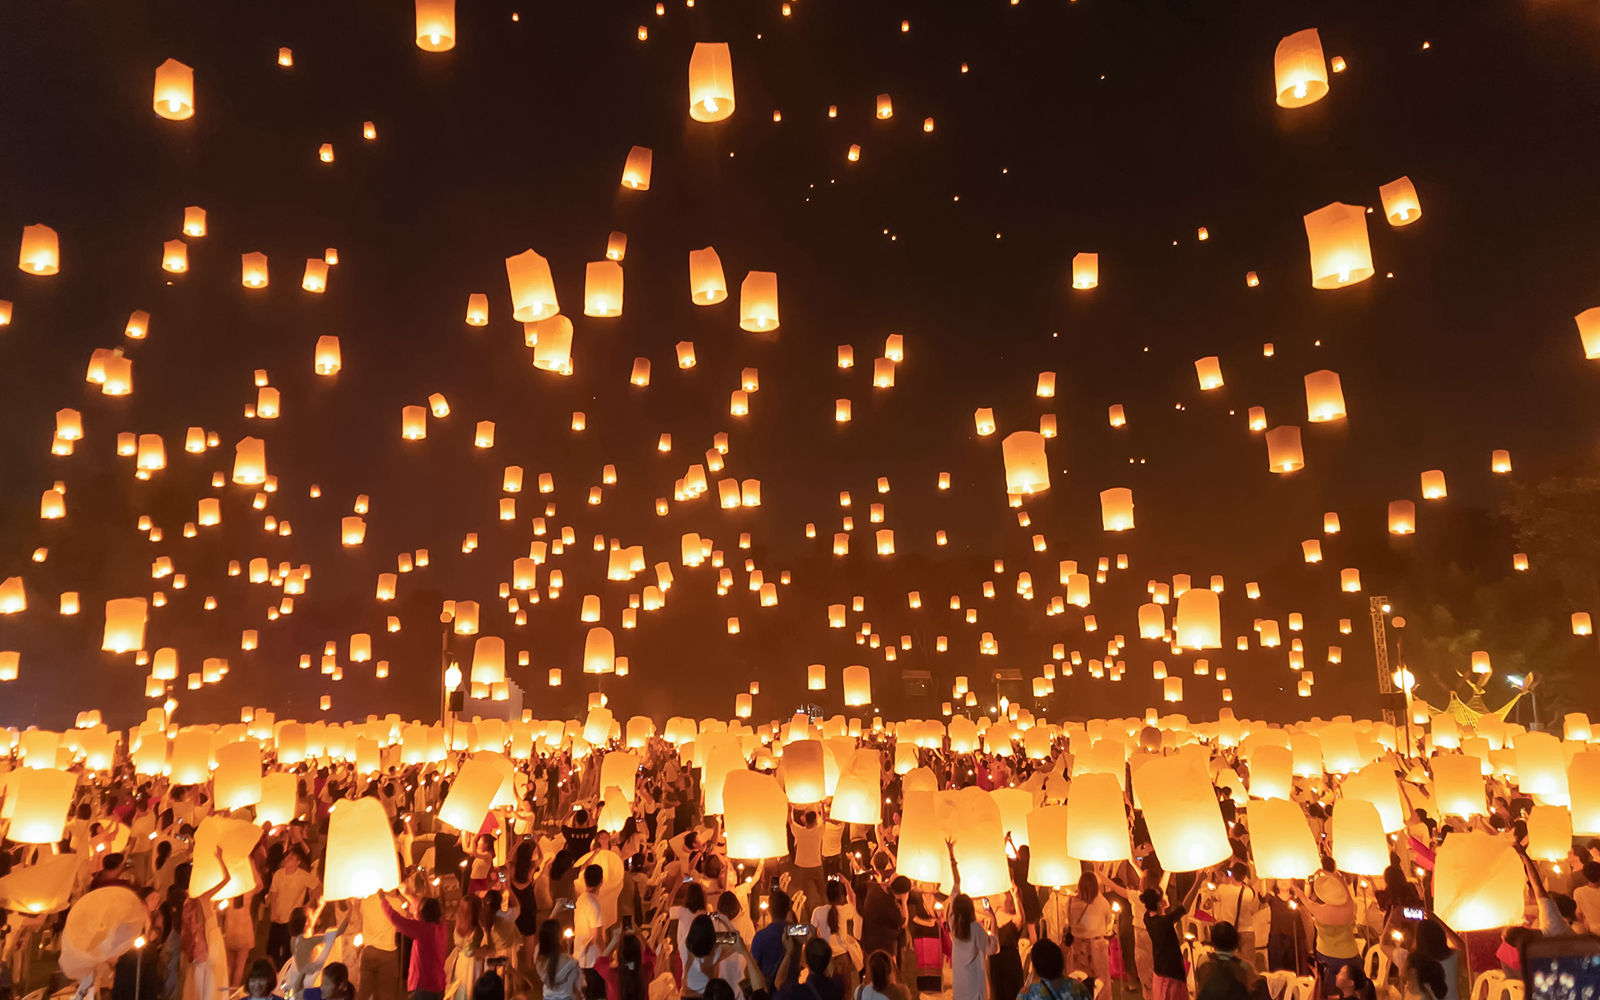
[689,247,728,304]
[258,772,298,826]
[1526,804,1572,862]
[1025,805,1075,887]
[1249,744,1294,799]
[530,315,574,374]
[1516,731,1570,805]
[1330,799,1388,875]
[897,790,952,885]
[621,146,653,189]
[233,437,267,485]
[1249,797,1320,879]
[740,271,780,331]
[153,59,195,119]
[1100,488,1134,531]
[213,742,262,810]
[583,627,616,674]
[19,225,60,274]
[1569,752,1600,836]
[1274,29,1328,108]
[1002,432,1050,495]
[1174,589,1221,649]
[437,757,506,833]
[832,750,882,824]
[102,598,149,654]
[324,797,401,899]
[1379,176,1422,226]
[1432,832,1526,931]
[190,817,262,899]
[1304,370,1347,422]
[843,665,872,706]
[1342,761,1405,831]
[1432,753,1486,817]
[505,250,558,322]
[783,740,826,803]
[1132,752,1230,871]
[1304,203,1374,289]
[723,770,788,857]
[1065,770,1131,861]
[1072,252,1098,289]
[1266,425,1305,472]
[954,820,1010,896]
[688,43,735,121]
[584,260,624,317]
[0,853,80,914]
[415,0,456,50]
[10,768,76,843]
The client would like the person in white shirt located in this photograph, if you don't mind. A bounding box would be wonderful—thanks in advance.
[268,851,321,969]
[788,809,827,921]
[357,892,401,1000]
[574,864,607,1000]
[1573,862,1600,932]
[1068,872,1113,982]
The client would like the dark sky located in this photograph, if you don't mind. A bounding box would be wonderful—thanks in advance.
[1,0,1599,730]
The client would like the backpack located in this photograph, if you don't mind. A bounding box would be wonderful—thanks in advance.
[1196,957,1251,1000]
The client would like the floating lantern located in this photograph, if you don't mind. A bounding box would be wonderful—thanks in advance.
[102,598,147,653]
[584,261,624,316]
[1341,568,1361,592]
[505,250,558,322]
[1266,425,1304,472]
[18,225,59,275]
[124,310,149,340]
[1301,371,1348,424]
[212,743,262,810]
[530,315,574,374]
[1002,431,1050,494]
[1573,613,1592,636]
[1492,449,1512,473]
[584,627,616,674]
[1432,833,1525,931]
[162,241,188,272]
[723,771,788,857]
[808,663,826,689]
[974,408,996,436]
[323,797,400,899]
[314,336,342,375]
[183,207,206,236]
[1100,488,1134,531]
[1516,731,1569,805]
[465,293,489,326]
[153,59,195,119]
[302,259,328,292]
[240,252,268,288]
[1304,203,1374,288]
[688,43,735,121]
[1388,500,1415,534]
[739,271,779,331]
[1330,799,1388,875]
[955,820,1011,896]
[605,231,627,261]
[1570,753,1600,835]
[401,407,426,440]
[784,741,826,803]
[1379,176,1421,226]
[621,146,653,189]
[437,757,505,833]
[415,0,456,51]
[1578,309,1600,360]
[843,665,872,705]
[10,768,76,843]
[1174,588,1221,649]
[689,247,727,304]
[1421,470,1447,499]
[1072,252,1098,289]
[1195,357,1223,390]
[1132,753,1230,870]
[875,93,893,118]
[1274,29,1328,107]
[1249,797,1320,878]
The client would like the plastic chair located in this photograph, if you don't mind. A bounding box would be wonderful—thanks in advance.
[1471,970,1508,1000]
[1499,981,1525,1000]
[1263,970,1297,1000]
[1363,944,1393,988]
[1288,974,1318,1000]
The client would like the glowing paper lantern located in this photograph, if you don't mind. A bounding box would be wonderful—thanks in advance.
[689,247,727,304]
[323,797,400,899]
[9,768,76,843]
[1577,309,1600,360]
[1174,589,1221,649]
[1304,370,1347,422]
[808,663,826,689]
[1432,753,1486,817]
[1072,253,1098,289]
[530,315,574,374]
[688,43,735,121]
[1066,771,1131,861]
[102,598,148,653]
[843,665,872,706]
[415,0,456,51]
[1024,805,1074,887]
[1100,488,1134,531]
[1379,176,1422,226]
[162,240,188,272]
[1266,425,1305,472]
[1516,731,1569,805]
[190,818,261,900]
[583,627,616,674]
[212,742,262,810]
[1248,797,1320,878]
[1304,203,1374,289]
[1432,832,1526,931]
[723,770,788,857]
[783,741,826,803]
[437,757,506,833]
[954,820,1010,896]
[18,225,59,275]
[584,261,624,316]
[240,252,269,288]
[831,750,881,824]
[153,59,195,119]
[1526,805,1572,862]
[621,146,653,189]
[1569,752,1600,835]
[505,250,558,322]
[1132,752,1230,871]
[739,271,779,331]
[1274,29,1328,108]
[1002,431,1050,494]
[1388,501,1416,534]
[1330,799,1387,875]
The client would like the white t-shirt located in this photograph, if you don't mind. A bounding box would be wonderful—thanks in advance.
[1574,884,1600,932]
[539,953,582,1000]
[1071,895,1113,938]
[575,892,604,968]
[791,821,824,869]
[812,903,859,957]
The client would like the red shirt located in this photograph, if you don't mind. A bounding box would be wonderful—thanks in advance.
[595,947,658,1000]
[380,899,448,993]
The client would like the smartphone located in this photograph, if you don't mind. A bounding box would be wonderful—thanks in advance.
[982,899,992,910]
[716,931,741,947]
[1525,936,1600,1000]
[770,876,782,893]
[1402,907,1426,921]
[487,957,508,970]
[786,923,812,938]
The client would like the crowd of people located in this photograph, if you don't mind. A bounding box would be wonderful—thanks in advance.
[0,722,1588,1000]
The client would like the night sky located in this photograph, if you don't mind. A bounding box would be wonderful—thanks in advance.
[2,0,1600,730]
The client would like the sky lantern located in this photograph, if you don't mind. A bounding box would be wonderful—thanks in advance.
[688,43,735,121]
[415,0,456,51]
[723,771,788,858]
[401,406,426,440]
[1421,470,1447,499]
[1388,500,1416,534]
[584,261,623,316]
[324,797,400,899]
[739,271,779,331]
[1526,804,1572,862]
[1573,613,1592,636]
[1002,431,1050,494]
[124,310,150,340]
[1100,488,1134,531]
[1274,29,1328,107]
[1569,752,1600,835]
[39,490,64,520]
[876,94,893,118]
[183,206,206,236]
[1304,203,1374,288]
[1432,833,1526,931]
[1138,604,1165,639]
[1330,799,1388,874]
[1072,252,1098,289]
[1379,176,1422,226]
[807,663,826,689]
[162,240,188,272]
[973,408,996,436]
[1265,425,1304,472]
[1195,357,1223,390]
[1303,540,1322,562]
[689,247,728,304]
[784,741,826,803]
[1492,449,1512,473]
[212,742,262,810]
[1304,370,1347,421]
[897,790,952,884]
[954,820,1011,896]
[102,598,147,653]
[153,58,195,119]
[1024,805,1073,885]
[240,252,268,288]
[843,665,872,705]
[1341,568,1361,592]
[530,315,574,374]
[1516,731,1569,805]
[584,627,616,674]
[18,225,59,275]
[621,146,653,189]
[1249,745,1294,799]
[832,750,882,824]
[9,768,76,843]
[302,259,328,292]
[1174,589,1221,648]
[1132,753,1231,870]
[506,250,558,321]
[437,757,504,833]
[1248,797,1319,878]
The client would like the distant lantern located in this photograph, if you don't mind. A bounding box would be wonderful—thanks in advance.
[529,315,574,374]
[401,406,427,440]
[415,0,456,50]
[1108,404,1126,427]
[630,358,651,386]
[1195,357,1223,390]
[1265,425,1305,473]
[688,42,735,122]
[302,258,328,292]
[1324,512,1341,533]
[1304,370,1347,421]
[162,240,188,272]
[1174,588,1221,649]
[1100,488,1134,531]
[1274,29,1328,108]
[1388,500,1416,535]
[807,663,826,690]
[1002,431,1050,495]
[583,627,616,674]
[1421,469,1447,499]
[232,437,267,484]
[1578,309,1600,359]
[1304,203,1374,288]
[739,271,779,331]
[183,206,207,236]
[466,294,488,326]
[153,58,195,120]
[1379,176,1422,226]
[1302,540,1322,562]
[1340,568,1361,592]
[1037,372,1057,397]
[240,252,269,288]
[18,225,59,275]
[875,94,893,118]
[1574,612,1593,636]
[621,146,653,189]
[314,336,342,375]
[843,665,872,705]
[584,260,624,316]
[689,247,728,304]
[835,399,852,422]
[103,598,148,653]
[1072,252,1098,289]
[974,408,996,436]
[125,310,149,340]
[1491,449,1512,473]
[847,144,861,162]
[505,250,558,322]
[1248,406,1266,431]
